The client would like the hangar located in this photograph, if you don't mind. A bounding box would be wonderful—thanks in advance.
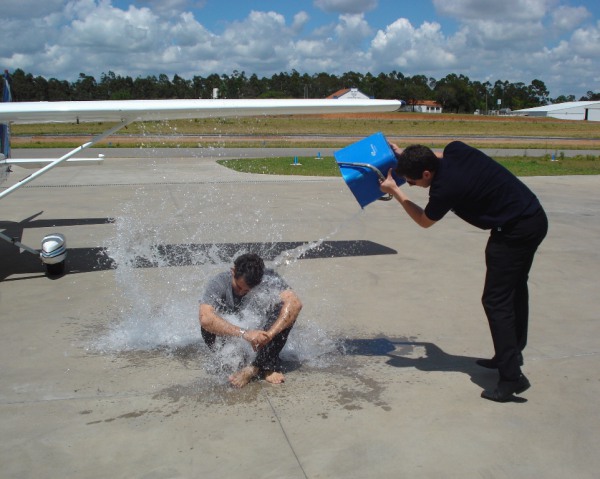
[514,101,600,121]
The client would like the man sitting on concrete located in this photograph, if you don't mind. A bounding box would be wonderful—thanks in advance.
[199,253,302,388]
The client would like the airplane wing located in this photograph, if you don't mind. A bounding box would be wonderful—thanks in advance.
[0,84,402,274]
[1,97,402,193]
[1,97,401,189]
[0,98,401,124]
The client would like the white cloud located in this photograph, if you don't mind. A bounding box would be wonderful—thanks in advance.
[552,5,591,31]
[560,21,600,58]
[289,38,339,72]
[458,19,546,50]
[1,0,598,98]
[334,14,372,47]
[65,2,162,52]
[370,18,456,72]
[292,11,310,33]
[314,0,378,15]
[133,0,207,18]
[0,0,64,18]
[433,0,549,22]
[218,11,290,68]
[170,12,214,47]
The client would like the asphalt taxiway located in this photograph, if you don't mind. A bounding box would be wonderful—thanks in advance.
[1,149,599,478]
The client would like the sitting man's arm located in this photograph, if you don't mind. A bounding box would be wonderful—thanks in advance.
[199,303,269,349]
[255,290,302,348]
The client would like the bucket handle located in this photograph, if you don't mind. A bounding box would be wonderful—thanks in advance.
[336,161,393,201]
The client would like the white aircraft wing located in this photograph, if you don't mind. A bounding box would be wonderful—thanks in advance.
[1,97,401,193]
[0,94,402,274]
[0,98,401,124]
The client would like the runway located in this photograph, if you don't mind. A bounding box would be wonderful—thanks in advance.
[1,151,599,478]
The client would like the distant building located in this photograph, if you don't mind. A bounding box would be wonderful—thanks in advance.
[327,88,371,100]
[401,100,443,114]
[514,101,600,121]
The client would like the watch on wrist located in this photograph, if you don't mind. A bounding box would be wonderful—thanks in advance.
[239,328,247,338]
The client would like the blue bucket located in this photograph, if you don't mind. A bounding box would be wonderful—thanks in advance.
[334,132,405,208]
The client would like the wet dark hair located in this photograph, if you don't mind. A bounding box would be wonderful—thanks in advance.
[233,253,265,287]
[395,144,440,179]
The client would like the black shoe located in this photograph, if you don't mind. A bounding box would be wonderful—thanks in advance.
[476,352,523,369]
[481,374,531,402]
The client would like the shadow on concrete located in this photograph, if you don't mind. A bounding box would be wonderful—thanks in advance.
[0,213,116,281]
[0,212,115,232]
[344,337,503,393]
[1,239,397,281]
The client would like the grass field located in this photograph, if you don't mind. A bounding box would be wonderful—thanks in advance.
[11,112,600,151]
[217,154,600,177]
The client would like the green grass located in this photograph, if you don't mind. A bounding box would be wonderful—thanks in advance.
[12,114,600,138]
[217,154,600,177]
[12,112,600,150]
[496,154,600,176]
[217,156,342,176]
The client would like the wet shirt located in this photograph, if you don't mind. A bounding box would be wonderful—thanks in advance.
[424,141,541,230]
[199,269,289,315]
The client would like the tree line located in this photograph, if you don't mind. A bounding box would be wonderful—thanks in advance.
[4,68,600,114]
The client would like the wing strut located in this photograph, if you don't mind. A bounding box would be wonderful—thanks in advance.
[0,118,132,201]
[0,230,39,255]
[0,119,133,274]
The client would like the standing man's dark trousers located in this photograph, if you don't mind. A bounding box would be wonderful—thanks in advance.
[482,207,548,382]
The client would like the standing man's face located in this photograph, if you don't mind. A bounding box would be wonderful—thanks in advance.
[404,170,434,188]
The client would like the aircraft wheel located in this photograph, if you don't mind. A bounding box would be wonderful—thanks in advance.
[46,260,66,277]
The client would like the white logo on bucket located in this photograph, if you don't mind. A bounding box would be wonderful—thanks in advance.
[370,143,377,156]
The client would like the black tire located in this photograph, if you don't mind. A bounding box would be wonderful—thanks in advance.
[46,260,66,276]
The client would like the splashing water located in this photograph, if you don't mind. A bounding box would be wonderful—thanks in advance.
[92,181,352,376]
[271,209,363,269]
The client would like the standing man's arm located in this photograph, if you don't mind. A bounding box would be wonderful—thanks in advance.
[199,303,269,349]
[379,169,437,228]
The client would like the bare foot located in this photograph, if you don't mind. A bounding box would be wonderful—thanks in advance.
[263,370,285,384]
[229,365,259,388]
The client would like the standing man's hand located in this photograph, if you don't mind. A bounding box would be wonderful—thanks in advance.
[380,168,400,196]
[389,142,403,157]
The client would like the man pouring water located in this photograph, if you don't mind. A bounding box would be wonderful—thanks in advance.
[199,253,302,388]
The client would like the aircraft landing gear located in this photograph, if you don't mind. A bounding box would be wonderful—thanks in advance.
[41,233,67,276]
[0,231,68,277]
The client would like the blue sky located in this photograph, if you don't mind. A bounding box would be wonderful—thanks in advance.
[2,0,599,99]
